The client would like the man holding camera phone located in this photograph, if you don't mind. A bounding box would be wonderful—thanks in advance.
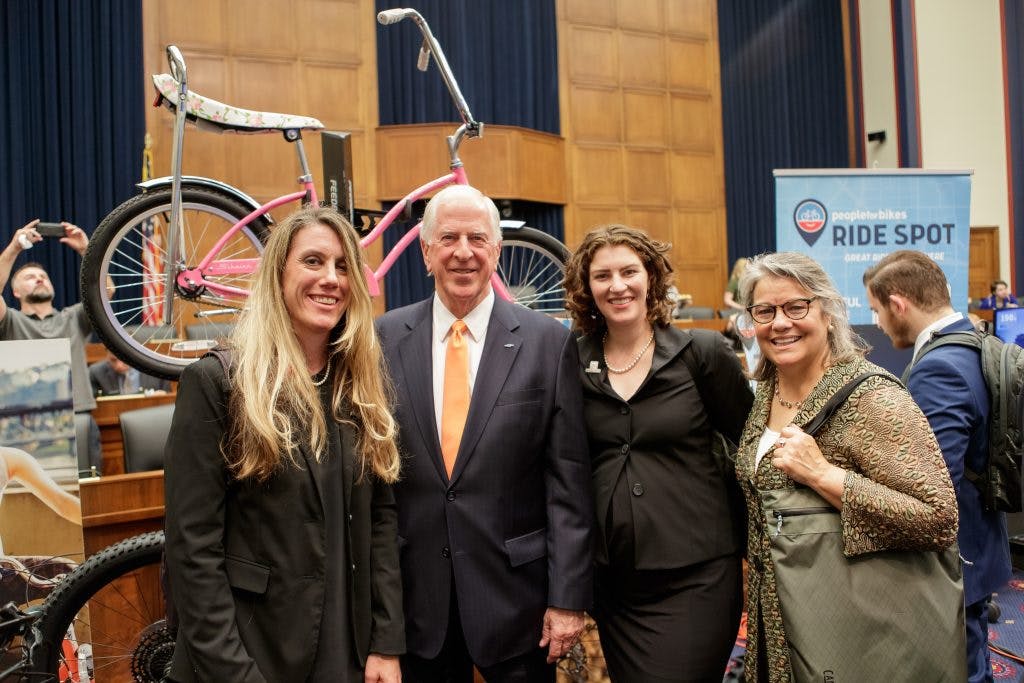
[1,219,102,472]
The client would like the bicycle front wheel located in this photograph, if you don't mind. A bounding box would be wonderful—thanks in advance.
[498,226,568,315]
[29,531,169,683]
[81,186,270,380]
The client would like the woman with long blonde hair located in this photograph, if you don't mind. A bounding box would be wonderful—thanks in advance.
[165,206,404,683]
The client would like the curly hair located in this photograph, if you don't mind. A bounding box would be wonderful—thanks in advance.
[225,205,400,484]
[564,224,674,336]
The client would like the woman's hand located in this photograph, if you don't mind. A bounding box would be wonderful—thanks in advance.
[364,653,400,683]
[771,424,846,509]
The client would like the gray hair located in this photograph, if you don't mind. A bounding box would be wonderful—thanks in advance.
[739,251,869,381]
[420,185,501,243]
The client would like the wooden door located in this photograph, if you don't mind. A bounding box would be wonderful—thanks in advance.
[969,226,999,304]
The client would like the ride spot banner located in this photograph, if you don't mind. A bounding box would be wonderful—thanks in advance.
[774,169,972,325]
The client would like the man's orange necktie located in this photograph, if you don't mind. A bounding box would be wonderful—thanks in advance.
[441,320,470,477]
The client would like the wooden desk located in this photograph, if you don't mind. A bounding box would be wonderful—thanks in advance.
[80,470,164,554]
[79,472,165,682]
[93,393,177,475]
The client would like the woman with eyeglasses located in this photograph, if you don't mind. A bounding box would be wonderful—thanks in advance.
[736,252,959,682]
[563,225,753,682]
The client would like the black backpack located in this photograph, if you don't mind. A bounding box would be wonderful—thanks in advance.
[911,330,1024,512]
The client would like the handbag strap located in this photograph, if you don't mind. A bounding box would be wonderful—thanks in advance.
[802,372,890,436]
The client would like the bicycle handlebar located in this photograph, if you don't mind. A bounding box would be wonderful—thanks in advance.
[377,8,480,138]
[166,45,187,91]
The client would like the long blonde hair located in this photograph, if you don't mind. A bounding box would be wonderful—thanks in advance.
[225,206,399,484]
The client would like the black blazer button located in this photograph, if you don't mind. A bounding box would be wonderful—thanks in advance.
[446,491,456,501]
[620,405,629,415]
[441,546,451,558]
[620,443,630,455]
[632,482,644,496]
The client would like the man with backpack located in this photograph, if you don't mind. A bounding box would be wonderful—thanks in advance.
[864,250,1012,683]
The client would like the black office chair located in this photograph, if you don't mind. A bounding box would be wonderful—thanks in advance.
[119,403,175,473]
[185,322,234,341]
[126,323,179,342]
[719,307,740,320]
[678,306,715,320]
[73,412,102,476]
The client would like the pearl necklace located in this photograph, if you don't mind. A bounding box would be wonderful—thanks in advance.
[774,383,808,410]
[602,331,655,374]
[311,356,332,387]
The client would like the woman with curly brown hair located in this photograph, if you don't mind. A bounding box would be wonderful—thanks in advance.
[164,206,404,683]
[564,225,752,682]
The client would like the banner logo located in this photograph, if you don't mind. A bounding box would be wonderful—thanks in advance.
[793,199,827,246]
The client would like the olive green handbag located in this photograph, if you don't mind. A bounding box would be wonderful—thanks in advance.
[761,373,966,682]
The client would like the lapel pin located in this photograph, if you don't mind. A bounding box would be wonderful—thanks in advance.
[504,343,515,348]
[586,360,601,374]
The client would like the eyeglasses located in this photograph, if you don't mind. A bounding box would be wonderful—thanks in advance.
[746,297,818,324]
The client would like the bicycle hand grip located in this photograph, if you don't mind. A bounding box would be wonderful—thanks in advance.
[377,8,414,25]
[166,45,186,83]
[417,40,431,71]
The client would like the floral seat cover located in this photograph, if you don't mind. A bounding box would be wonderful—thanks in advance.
[152,73,324,133]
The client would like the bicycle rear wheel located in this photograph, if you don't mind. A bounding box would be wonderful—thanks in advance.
[498,226,568,315]
[29,531,168,683]
[81,186,270,380]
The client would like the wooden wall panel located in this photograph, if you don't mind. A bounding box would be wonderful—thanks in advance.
[144,0,378,206]
[568,27,618,84]
[619,0,663,33]
[558,0,728,306]
[566,0,616,27]
[572,87,622,143]
[623,91,668,147]
[667,0,713,38]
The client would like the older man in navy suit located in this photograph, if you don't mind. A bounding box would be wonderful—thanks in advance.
[376,185,593,682]
[865,250,1011,683]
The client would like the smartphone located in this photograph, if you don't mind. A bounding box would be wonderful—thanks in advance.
[35,222,66,238]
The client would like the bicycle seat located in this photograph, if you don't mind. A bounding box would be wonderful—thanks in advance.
[152,74,324,134]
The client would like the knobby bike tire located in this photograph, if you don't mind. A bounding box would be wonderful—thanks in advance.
[497,226,569,315]
[81,185,270,380]
[28,531,168,683]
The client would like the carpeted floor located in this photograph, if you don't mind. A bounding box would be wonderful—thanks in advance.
[722,572,1024,682]
[988,574,1024,681]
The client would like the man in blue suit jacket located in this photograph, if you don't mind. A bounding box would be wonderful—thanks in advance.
[376,185,593,682]
[865,250,1011,683]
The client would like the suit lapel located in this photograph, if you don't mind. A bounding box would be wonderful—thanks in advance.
[297,436,326,515]
[339,416,355,505]
[449,300,521,484]
[397,301,448,483]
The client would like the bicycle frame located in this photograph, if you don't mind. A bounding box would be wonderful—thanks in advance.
[159,7,513,318]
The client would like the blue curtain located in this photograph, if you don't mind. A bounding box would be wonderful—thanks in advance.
[1004,1,1023,296]
[718,0,851,262]
[0,0,145,311]
[892,0,921,168]
[375,0,564,309]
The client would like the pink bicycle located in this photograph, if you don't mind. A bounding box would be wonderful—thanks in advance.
[81,7,568,380]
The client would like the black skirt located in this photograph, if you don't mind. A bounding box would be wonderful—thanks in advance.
[593,554,743,683]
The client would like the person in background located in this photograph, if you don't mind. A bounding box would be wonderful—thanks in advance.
[737,251,959,682]
[1,220,101,472]
[164,206,404,682]
[977,279,1018,309]
[865,250,1010,683]
[376,185,593,682]
[723,257,750,313]
[89,351,171,396]
[564,225,751,682]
